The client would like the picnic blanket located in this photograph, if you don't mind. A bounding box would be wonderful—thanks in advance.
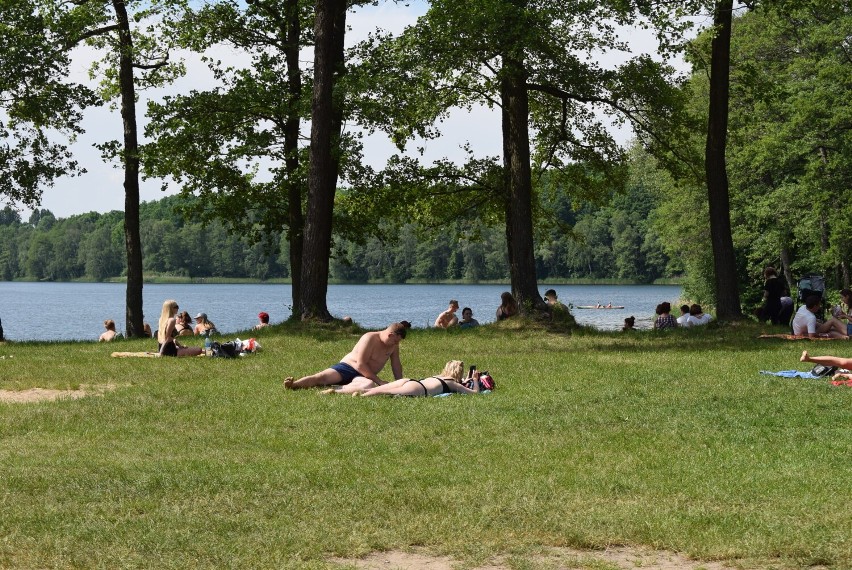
[111,351,160,358]
[758,334,839,340]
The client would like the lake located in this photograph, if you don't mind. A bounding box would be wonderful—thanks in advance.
[0,282,682,341]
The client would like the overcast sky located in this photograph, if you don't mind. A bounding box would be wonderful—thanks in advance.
[15,2,695,220]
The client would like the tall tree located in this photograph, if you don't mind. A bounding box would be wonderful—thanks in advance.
[300,0,347,320]
[55,0,182,336]
[145,0,312,317]
[351,0,687,315]
[704,0,742,319]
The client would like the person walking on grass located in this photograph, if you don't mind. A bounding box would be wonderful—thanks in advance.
[284,321,411,391]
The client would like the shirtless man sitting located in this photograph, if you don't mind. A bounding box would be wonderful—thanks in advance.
[284,321,410,390]
[434,300,459,328]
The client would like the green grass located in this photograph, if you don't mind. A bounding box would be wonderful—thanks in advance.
[1,321,851,569]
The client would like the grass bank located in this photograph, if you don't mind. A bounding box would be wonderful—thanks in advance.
[1,321,850,569]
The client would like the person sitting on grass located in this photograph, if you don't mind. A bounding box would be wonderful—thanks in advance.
[255,311,271,330]
[356,360,482,397]
[686,304,712,326]
[193,312,218,337]
[676,304,691,327]
[653,302,677,330]
[434,300,459,328]
[458,307,479,329]
[99,319,119,342]
[623,316,636,331]
[174,311,194,336]
[284,321,410,391]
[791,295,847,339]
[158,300,204,357]
[800,350,852,381]
[496,291,519,320]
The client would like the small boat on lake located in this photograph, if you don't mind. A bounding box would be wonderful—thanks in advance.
[575,305,625,310]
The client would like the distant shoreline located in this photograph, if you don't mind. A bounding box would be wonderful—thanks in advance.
[4,276,684,286]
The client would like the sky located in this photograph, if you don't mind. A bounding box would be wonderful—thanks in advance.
[13,2,697,220]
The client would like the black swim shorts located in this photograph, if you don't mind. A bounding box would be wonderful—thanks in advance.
[330,362,362,385]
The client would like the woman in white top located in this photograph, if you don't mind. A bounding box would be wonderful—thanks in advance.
[686,304,712,326]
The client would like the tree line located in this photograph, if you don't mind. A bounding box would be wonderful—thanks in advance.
[0,169,675,284]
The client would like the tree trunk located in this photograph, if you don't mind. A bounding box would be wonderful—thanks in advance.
[300,0,346,321]
[705,0,741,320]
[284,0,304,319]
[780,244,794,292]
[113,0,144,337]
[499,59,546,315]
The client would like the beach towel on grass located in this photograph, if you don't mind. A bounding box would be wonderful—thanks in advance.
[760,367,851,379]
[759,370,820,379]
[111,351,160,358]
[758,334,840,340]
[433,390,492,397]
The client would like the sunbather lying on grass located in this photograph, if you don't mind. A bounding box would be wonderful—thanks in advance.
[321,360,482,397]
[800,350,852,381]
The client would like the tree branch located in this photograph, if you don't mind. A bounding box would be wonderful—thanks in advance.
[66,24,121,48]
[527,81,702,180]
[133,54,169,70]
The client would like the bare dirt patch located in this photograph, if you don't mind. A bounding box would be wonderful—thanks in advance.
[331,545,744,570]
[0,384,118,404]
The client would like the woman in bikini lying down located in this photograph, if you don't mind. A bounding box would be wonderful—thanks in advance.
[321,360,482,396]
[361,360,481,397]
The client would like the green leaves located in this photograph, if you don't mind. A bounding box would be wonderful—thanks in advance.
[0,0,99,206]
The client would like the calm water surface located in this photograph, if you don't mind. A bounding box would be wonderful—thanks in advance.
[0,282,682,341]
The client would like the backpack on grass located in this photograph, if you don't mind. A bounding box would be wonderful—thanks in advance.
[211,341,239,358]
[464,372,495,392]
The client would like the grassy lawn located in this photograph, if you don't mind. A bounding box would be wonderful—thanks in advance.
[1,320,850,569]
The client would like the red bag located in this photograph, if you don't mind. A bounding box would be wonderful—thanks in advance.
[465,372,495,392]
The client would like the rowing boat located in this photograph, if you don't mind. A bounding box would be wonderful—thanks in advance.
[575,305,625,310]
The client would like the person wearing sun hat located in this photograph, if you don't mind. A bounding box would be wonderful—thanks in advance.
[193,312,217,337]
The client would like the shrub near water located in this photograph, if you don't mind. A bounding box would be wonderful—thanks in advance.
[1,321,851,568]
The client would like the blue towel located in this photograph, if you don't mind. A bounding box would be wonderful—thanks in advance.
[759,370,819,379]
[433,390,492,397]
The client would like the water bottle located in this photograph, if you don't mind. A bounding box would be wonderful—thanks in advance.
[204,336,212,356]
